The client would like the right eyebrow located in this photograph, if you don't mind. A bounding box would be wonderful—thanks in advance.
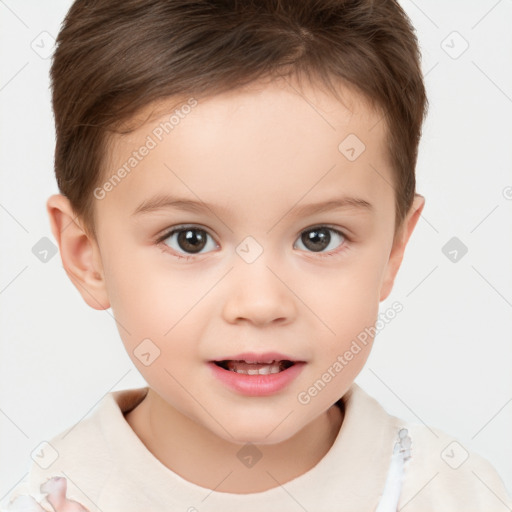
[132,194,228,216]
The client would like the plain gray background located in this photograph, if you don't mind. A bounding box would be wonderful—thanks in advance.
[1,0,511,502]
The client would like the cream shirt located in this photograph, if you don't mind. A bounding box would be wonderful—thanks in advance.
[3,383,511,511]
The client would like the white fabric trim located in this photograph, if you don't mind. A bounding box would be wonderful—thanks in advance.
[375,427,412,512]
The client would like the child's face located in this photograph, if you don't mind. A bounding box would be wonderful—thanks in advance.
[52,77,422,444]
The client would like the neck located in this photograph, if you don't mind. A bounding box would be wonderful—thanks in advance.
[125,389,344,494]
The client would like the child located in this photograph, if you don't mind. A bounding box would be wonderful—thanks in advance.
[3,0,511,510]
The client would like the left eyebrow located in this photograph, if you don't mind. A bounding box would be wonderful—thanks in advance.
[288,197,373,217]
[131,193,373,217]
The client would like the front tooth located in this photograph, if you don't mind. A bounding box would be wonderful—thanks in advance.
[247,368,259,375]
[258,365,271,375]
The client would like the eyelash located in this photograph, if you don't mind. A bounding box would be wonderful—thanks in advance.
[155,224,350,261]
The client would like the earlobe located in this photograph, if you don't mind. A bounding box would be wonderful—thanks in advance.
[379,194,425,301]
[46,194,110,310]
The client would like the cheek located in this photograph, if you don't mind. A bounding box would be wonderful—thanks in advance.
[102,248,214,351]
[101,247,172,339]
[311,249,388,355]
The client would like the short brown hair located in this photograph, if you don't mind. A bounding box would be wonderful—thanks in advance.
[50,0,428,238]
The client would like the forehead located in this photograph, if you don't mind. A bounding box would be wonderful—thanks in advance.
[98,77,393,224]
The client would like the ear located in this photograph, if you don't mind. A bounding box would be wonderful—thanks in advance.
[46,194,110,310]
[379,194,425,301]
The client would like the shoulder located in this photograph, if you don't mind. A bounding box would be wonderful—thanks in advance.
[398,421,512,511]
[1,387,148,512]
[347,384,512,511]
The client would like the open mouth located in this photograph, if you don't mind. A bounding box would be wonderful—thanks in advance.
[213,360,295,375]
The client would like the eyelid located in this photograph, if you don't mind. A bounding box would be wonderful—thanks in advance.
[155,224,218,244]
[298,223,349,239]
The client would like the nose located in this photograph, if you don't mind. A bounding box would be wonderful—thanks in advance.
[221,253,297,327]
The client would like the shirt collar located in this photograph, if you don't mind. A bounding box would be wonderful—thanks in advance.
[95,382,402,510]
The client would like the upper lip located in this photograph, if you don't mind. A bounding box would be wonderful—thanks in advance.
[211,352,304,363]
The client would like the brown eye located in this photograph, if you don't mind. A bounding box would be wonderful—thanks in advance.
[295,226,346,254]
[161,226,217,256]
[176,228,207,253]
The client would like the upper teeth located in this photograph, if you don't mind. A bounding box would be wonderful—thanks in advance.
[232,363,281,375]
[225,360,284,375]
[243,359,276,364]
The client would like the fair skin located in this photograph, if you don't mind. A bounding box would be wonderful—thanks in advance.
[47,76,424,494]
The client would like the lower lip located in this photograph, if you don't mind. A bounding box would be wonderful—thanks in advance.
[208,362,305,396]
